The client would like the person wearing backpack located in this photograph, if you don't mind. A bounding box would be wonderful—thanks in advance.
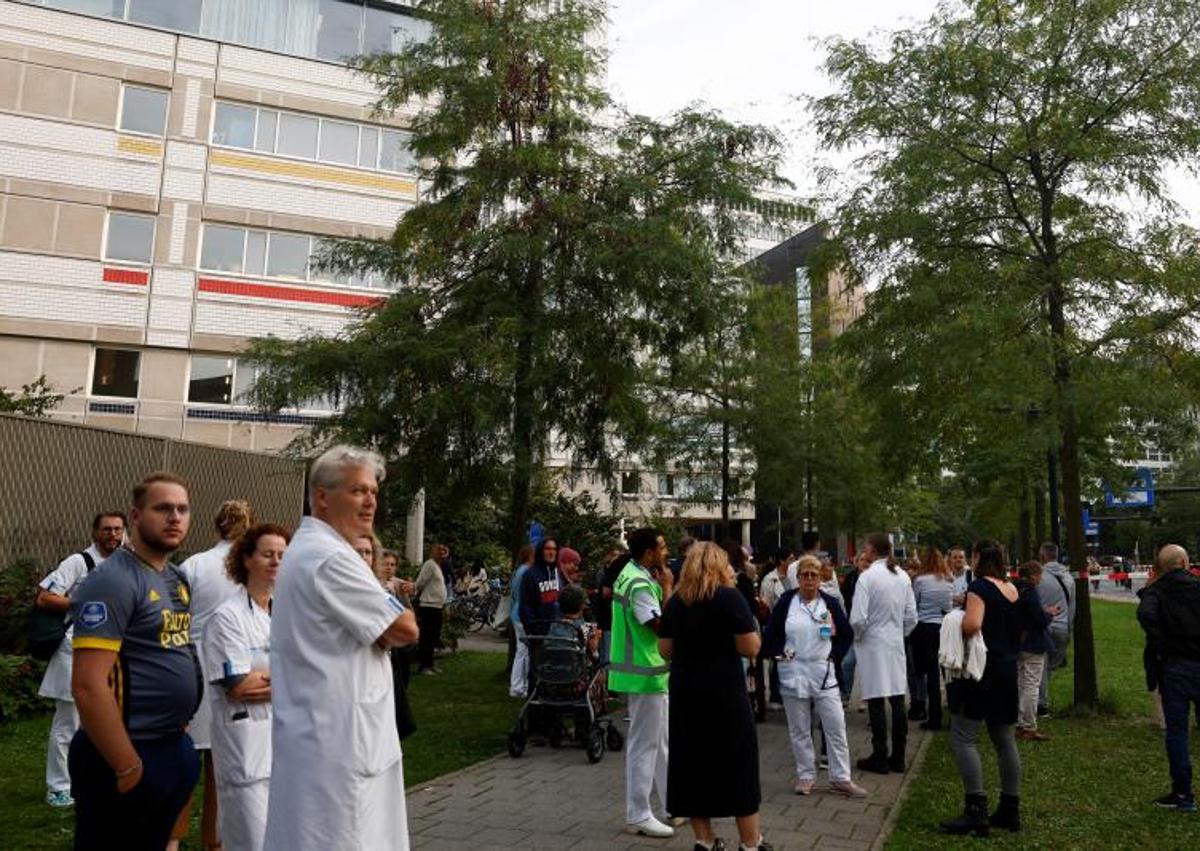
[1035,543,1075,717]
[33,511,126,808]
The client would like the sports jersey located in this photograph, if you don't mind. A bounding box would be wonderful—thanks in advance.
[71,547,202,740]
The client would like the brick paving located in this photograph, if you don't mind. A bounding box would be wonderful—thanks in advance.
[406,690,929,851]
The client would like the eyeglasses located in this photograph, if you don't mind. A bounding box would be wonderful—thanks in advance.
[799,572,820,578]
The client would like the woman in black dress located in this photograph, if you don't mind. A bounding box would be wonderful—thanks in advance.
[659,542,772,851]
[940,540,1041,836]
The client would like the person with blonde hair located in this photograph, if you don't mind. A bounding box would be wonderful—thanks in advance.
[764,555,865,798]
[910,547,954,729]
[659,542,772,851]
[180,499,253,850]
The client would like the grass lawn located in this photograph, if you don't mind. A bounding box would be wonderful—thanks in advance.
[0,649,518,850]
[886,599,1200,850]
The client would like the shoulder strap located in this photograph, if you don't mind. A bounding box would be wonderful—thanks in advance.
[80,551,96,572]
[1052,571,1071,605]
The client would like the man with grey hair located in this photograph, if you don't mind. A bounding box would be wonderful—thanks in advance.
[265,445,419,850]
[1035,542,1073,717]
[1137,544,1200,812]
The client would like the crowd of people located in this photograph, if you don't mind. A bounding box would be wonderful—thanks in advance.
[27,447,1200,850]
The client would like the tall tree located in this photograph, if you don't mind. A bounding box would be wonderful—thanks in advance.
[815,0,1200,707]
[246,0,786,555]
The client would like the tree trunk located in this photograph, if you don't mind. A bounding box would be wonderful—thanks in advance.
[1034,478,1046,547]
[720,401,731,543]
[1047,273,1099,710]
[507,314,538,560]
[1018,476,1032,561]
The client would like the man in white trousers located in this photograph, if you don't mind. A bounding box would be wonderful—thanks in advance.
[609,527,676,838]
[34,511,125,807]
[264,446,419,851]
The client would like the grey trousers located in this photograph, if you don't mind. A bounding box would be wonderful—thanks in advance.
[950,713,1021,797]
[1038,629,1070,709]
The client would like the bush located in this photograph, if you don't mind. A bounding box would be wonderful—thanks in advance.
[0,655,46,723]
[0,557,42,656]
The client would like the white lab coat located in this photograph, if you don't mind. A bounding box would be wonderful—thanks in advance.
[776,594,838,699]
[204,591,273,851]
[180,540,239,749]
[849,559,917,700]
[37,545,106,701]
[264,517,409,851]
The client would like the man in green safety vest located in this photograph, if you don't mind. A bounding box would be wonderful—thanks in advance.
[610,527,676,838]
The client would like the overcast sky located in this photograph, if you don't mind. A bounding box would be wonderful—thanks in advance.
[604,0,1200,221]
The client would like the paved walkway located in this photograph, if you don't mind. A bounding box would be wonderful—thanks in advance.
[406,692,929,850]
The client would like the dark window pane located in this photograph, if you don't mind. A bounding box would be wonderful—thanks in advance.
[127,0,202,33]
[91,348,140,398]
[266,233,311,279]
[315,0,364,62]
[188,356,235,404]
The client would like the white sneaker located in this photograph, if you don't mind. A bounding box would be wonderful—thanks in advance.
[626,816,675,838]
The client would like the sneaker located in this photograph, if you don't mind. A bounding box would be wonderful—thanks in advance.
[1153,793,1197,812]
[830,779,869,798]
[627,816,675,838]
[693,841,727,851]
[739,838,774,851]
[793,778,815,795]
[46,789,73,808]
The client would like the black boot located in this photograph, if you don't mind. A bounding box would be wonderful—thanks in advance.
[939,794,990,837]
[989,794,1020,832]
[907,699,927,721]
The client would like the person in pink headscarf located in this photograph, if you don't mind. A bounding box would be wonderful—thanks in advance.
[558,547,583,587]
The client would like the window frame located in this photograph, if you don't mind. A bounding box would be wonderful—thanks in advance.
[208,100,416,176]
[118,84,169,137]
[89,346,142,400]
[198,222,390,291]
[103,210,157,266]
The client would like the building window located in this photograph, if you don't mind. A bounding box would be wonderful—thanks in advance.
[188,355,236,404]
[105,212,155,265]
[658,474,675,498]
[91,348,140,398]
[198,223,393,290]
[127,0,201,32]
[119,85,168,136]
[620,471,640,497]
[211,101,415,174]
[364,1,433,54]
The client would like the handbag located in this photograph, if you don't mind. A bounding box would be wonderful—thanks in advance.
[29,551,95,660]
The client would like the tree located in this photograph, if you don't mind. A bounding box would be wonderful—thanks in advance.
[815,0,1200,707]
[0,376,65,418]
[246,0,787,557]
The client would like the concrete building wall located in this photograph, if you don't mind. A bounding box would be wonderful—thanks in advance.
[0,1,418,450]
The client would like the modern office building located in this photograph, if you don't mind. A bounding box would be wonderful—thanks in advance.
[0,0,425,450]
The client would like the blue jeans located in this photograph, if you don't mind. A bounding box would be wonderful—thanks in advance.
[840,645,857,701]
[1162,659,1200,796]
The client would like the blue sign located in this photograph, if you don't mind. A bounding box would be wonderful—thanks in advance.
[528,520,544,549]
[1105,467,1156,509]
[1082,508,1099,537]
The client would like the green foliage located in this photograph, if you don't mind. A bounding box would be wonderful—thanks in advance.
[245,0,789,554]
[0,558,41,656]
[527,474,622,572]
[0,656,45,724]
[0,376,65,418]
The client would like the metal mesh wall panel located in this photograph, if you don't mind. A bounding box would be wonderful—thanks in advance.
[0,414,305,571]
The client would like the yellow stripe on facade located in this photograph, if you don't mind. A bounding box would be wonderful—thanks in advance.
[209,150,417,196]
[117,136,164,157]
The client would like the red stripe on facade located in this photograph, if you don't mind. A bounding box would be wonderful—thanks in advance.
[102,267,150,286]
[197,277,383,308]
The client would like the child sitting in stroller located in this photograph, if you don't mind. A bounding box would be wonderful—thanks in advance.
[548,585,602,662]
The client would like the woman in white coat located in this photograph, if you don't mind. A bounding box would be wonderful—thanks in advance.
[849,533,917,775]
[204,523,290,851]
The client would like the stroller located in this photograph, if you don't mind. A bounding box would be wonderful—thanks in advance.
[507,620,624,763]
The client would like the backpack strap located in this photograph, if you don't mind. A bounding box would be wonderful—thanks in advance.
[80,551,96,572]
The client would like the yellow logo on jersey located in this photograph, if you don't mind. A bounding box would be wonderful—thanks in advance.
[179,584,190,605]
[159,609,191,649]
[149,589,160,602]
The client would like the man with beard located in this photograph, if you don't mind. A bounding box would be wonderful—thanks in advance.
[69,473,200,851]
